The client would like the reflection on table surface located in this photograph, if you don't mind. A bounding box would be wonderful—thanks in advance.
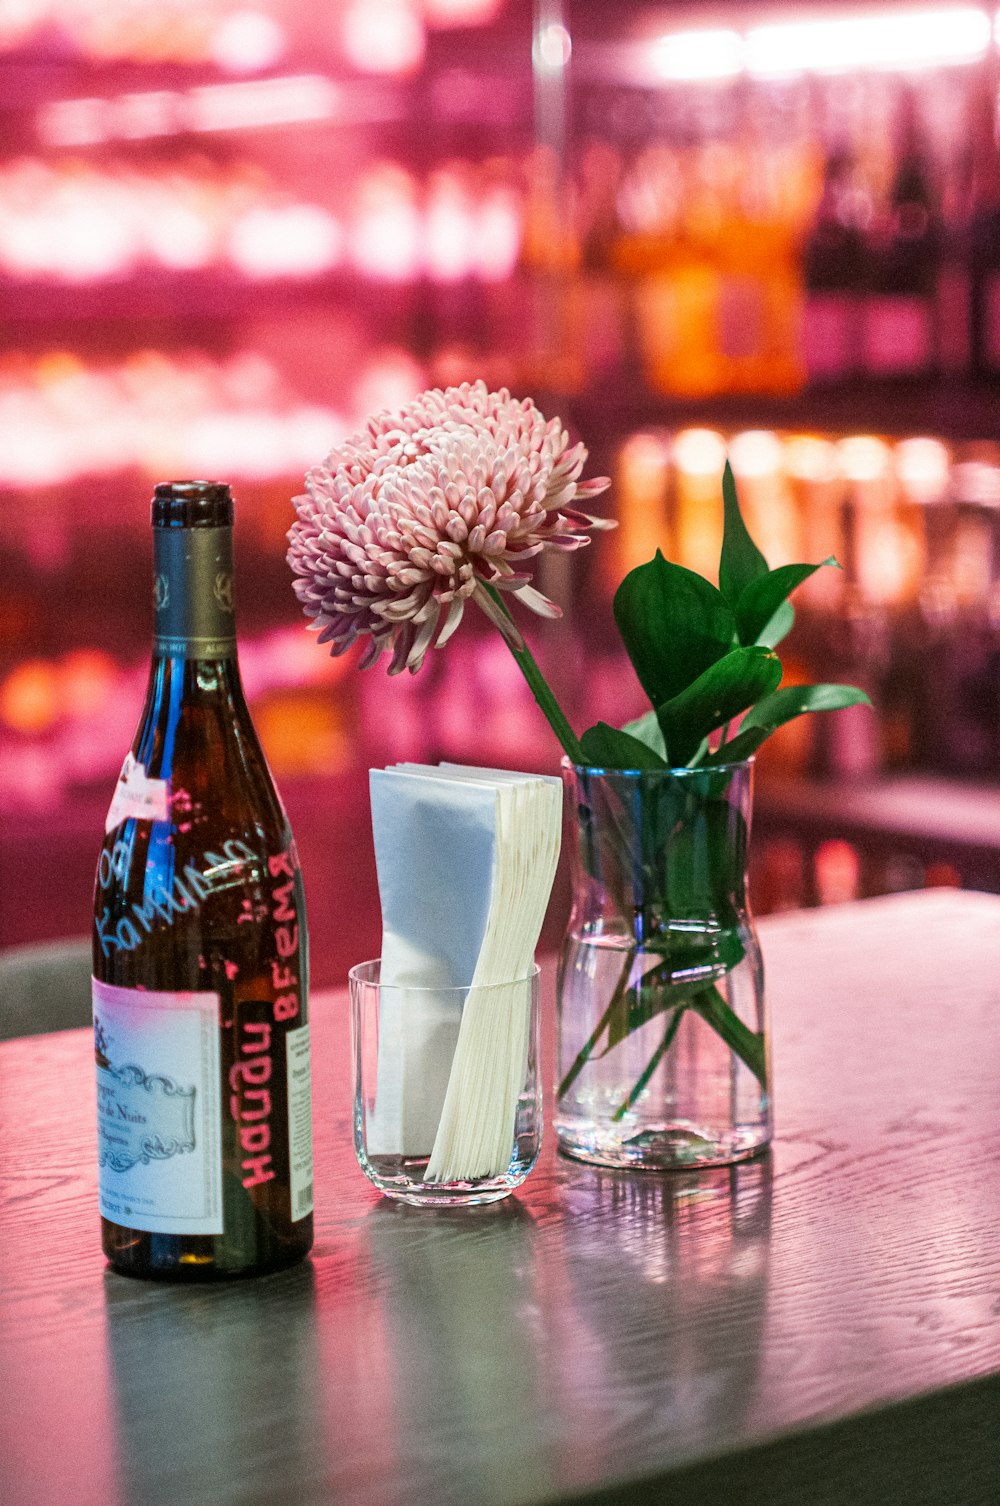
[3,890,1000,1506]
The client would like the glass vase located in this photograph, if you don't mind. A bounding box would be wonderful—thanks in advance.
[556,759,770,1170]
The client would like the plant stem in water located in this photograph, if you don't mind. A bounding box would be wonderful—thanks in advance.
[690,984,767,1086]
[558,943,636,1100]
[612,1004,688,1121]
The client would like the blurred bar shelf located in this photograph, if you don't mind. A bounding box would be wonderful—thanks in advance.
[0,271,429,325]
[568,381,1000,447]
[756,771,1000,898]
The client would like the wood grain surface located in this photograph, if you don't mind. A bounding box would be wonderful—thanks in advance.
[3,889,1000,1506]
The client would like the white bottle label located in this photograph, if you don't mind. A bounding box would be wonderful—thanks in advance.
[862,294,931,375]
[802,294,855,380]
[105,753,170,834]
[92,978,223,1235]
[286,1023,314,1222]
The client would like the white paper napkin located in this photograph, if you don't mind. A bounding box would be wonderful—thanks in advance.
[367,762,561,1178]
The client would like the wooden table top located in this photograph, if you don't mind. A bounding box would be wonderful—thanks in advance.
[3,888,1000,1506]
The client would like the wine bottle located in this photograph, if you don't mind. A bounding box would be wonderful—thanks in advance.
[862,93,941,381]
[92,480,313,1280]
[802,150,866,384]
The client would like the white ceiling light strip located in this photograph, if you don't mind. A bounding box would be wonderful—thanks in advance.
[651,28,743,82]
[745,6,992,77]
[649,6,991,85]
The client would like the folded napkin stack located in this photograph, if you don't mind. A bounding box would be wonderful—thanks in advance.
[368,762,561,1182]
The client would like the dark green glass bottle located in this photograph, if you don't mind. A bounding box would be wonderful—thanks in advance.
[92,480,313,1279]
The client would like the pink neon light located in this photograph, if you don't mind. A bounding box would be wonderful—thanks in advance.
[341,0,426,76]
[348,168,423,280]
[228,205,343,277]
[425,179,475,282]
[424,0,503,25]
[210,11,285,74]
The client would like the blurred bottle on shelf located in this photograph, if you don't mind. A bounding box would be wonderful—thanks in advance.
[714,136,809,396]
[620,132,808,400]
[814,838,861,906]
[753,836,808,915]
[569,139,632,385]
[876,437,950,771]
[969,199,1000,379]
[725,428,818,774]
[778,434,851,775]
[729,429,802,567]
[816,435,919,777]
[861,92,942,381]
[967,66,1000,380]
[801,151,867,383]
[783,435,846,615]
[616,138,721,399]
[518,145,584,395]
[911,458,1000,776]
[880,851,927,895]
[610,429,671,588]
[670,427,726,581]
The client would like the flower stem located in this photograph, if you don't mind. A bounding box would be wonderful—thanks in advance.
[484,584,586,765]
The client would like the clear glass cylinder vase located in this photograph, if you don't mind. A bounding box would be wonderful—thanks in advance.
[555,759,771,1170]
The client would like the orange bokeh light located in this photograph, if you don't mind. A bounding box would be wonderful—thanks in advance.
[0,659,60,734]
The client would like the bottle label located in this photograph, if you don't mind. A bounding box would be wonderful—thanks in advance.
[92,978,224,1235]
[862,295,931,375]
[802,294,856,380]
[104,752,170,834]
[153,525,237,659]
[286,1023,314,1221]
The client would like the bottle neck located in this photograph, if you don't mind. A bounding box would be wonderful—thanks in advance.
[153,524,237,661]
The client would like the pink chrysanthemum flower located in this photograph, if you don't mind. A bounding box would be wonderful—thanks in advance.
[288,381,611,674]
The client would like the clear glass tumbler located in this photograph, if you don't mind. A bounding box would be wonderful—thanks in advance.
[350,961,542,1206]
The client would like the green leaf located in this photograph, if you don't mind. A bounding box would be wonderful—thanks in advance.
[740,682,872,734]
[690,986,767,1086]
[656,646,782,767]
[757,598,795,648]
[605,975,692,1053]
[621,709,667,760]
[611,1004,690,1119]
[664,795,749,922]
[700,726,773,767]
[613,551,736,710]
[579,722,669,771]
[719,461,769,608]
[735,559,838,646]
[686,735,709,767]
[704,682,872,767]
[604,936,747,1052]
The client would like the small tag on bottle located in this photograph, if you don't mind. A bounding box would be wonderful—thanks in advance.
[286,1023,314,1221]
[105,753,170,833]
